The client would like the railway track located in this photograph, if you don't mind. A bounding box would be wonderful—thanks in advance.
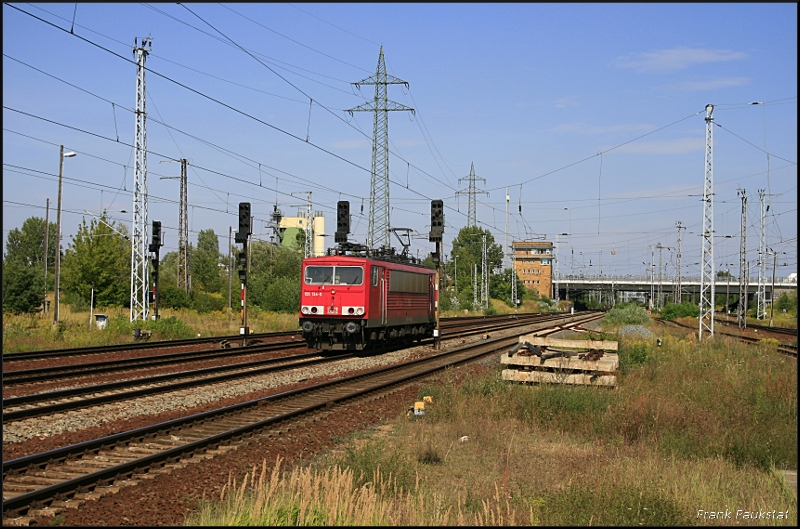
[659,318,797,358]
[1,313,528,363]
[714,315,797,338]
[1,312,602,521]
[2,313,570,423]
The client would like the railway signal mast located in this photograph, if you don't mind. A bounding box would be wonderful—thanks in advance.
[430,200,444,349]
[348,47,413,251]
[235,202,251,345]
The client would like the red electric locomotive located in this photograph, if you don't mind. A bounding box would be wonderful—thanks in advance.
[299,253,436,351]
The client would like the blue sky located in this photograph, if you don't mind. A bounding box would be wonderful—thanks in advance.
[3,3,797,279]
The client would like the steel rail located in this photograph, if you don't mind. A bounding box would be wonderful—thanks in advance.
[2,312,602,518]
[1,313,533,361]
[3,313,574,421]
[2,340,305,384]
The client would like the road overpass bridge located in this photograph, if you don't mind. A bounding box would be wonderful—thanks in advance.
[554,274,797,308]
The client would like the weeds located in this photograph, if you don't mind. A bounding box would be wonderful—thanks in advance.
[185,331,796,526]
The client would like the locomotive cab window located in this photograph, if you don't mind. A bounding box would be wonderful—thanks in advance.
[305,266,363,285]
[305,266,333,285]
[334,266,363,285]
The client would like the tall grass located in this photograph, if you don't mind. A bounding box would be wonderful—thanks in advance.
[2,304,299,353]
[186,335,796,526]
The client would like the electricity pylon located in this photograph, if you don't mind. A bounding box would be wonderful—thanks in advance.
[456,162,488,227]
[347,46,413,250]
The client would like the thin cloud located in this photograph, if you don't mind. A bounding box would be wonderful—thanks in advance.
[609,137,704,155]
[331,138,370,149]
[394,139,425,147]
[614,46,748,72]
[667,77,751,91]
[553,122,655,136]
[554,96,579,108]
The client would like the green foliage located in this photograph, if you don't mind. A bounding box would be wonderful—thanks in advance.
[191,229,224,293]
[540,484,689,526]
[191,290,226,313]
[447,226,503,306]
[60,214,130,308]
[659,302,700,320]
[3,216,58,314]
[159,284,192,309]
[489,267,523,306]
[2,259,44,314]
[603,302,651,325]
[618,341,653,373]
[483,301,497,315]
[775,291,797,316]
[247,242,303,313]
[262,277,301,313]
[336,439,415,494]
[140,315,194,339]
[4,216,57,271]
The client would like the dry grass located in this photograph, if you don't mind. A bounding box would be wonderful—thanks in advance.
[3,303,299,354]
[185,333,796,526]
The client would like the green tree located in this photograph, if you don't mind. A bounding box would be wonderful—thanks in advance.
[3,260,44,314]
[447,226,503,309]
[489,268,524,306]
[191,229,224,293]
[60,214,131,307]
[4,216,58,292]
[247,241,303,311]
[775,291,797,316]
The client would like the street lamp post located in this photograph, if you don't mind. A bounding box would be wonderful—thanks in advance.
[53,146,76,326]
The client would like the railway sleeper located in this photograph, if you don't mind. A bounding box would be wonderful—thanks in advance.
[19,470,85,480]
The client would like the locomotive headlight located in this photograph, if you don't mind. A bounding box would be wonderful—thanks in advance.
[356,307,364,315]
[301,307,309,314]
[311,307,318,314]
[347,307,355,314]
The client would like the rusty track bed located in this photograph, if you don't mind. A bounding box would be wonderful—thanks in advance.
[2,313,568,423]
[1,313,535,362]
[2,312,602,519]
[659,318,797,357]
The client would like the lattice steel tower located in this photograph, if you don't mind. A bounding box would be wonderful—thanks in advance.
[699,104,715,339]
[756,189,767,319]
[457,162,488,227]
[674,221,684,304]
[348,46,413,250]
[130,37,152,322]
[737,189,748,328]
[178,159,188,292]
[159,158,189,292]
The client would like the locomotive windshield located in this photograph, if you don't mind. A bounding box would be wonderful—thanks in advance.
[304,266,363,285]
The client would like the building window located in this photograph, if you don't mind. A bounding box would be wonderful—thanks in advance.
[541,259,550,265]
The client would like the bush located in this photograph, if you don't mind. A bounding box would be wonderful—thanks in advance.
[191,291,226,313]
[484,301,497,316]
[262,277,301,313]
[660,302,699,321]
[159,284,192,310]
[603,303,650,325]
